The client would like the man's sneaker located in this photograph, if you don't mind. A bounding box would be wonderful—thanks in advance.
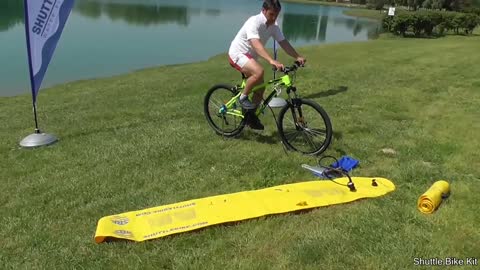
[239,96,257,111]
[247,113,264,130]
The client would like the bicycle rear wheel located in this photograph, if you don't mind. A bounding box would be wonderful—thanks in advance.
[204,84,246,137]
[278,98,332,155]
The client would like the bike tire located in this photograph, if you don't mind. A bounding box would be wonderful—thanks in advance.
[204,84,246,137]
[277,98,332,155]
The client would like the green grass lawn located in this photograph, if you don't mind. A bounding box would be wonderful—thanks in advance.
[1,32,479,269]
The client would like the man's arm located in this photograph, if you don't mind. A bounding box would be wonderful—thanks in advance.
[250,39,275,63]
[278,39,306,64]
[250,38,284,70]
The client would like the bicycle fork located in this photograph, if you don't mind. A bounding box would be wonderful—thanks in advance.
[285,86,306,129]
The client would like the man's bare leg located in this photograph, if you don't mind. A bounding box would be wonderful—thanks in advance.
[239,59,264,110]
[239,59,265,130]
[252,89,265,106]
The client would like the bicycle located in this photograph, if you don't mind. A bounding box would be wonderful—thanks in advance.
[203,61,333,156]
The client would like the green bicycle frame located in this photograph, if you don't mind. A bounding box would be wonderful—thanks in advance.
[220,74,293,119]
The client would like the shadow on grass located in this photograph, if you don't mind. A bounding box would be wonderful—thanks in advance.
[333,130,343,141]
[237,129,281,145]
[328,131,349,156]
[221,123,343,157]
[233,127,344,157]
[302,86,348,99]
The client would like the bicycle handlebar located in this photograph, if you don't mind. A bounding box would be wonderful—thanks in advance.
[283,61,304,73]
[274,61,305,74]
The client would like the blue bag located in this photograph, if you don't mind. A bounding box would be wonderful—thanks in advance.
[330,156,359,172]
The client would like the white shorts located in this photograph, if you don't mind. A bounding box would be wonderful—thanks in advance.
[228,53,254,72]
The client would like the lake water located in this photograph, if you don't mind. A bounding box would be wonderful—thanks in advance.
[0,0,380,97]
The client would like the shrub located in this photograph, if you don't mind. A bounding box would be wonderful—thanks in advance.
[391,12,412,35]
[367,0,386,10]
[463,13,480,33]
[382,10,480,36]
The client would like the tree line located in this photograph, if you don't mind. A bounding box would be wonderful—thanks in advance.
[346,0,480,12]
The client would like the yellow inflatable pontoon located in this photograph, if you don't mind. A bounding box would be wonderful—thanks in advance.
[95,177,395,243]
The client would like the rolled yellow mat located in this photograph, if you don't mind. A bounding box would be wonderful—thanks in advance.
[417,180,450,214]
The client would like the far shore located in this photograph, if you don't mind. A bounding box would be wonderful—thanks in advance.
[283,0,385,20]
[283,0,366,9]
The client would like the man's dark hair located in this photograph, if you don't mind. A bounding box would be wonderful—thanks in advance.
[262,0,282,11]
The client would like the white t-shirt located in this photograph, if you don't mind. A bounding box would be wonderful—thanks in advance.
[228,12,285,60]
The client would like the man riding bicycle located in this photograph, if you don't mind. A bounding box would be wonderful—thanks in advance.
[228,0,306,130]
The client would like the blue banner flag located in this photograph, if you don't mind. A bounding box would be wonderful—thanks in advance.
[24,0,75,102]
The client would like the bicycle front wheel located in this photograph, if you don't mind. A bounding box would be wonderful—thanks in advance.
[204,84,246,137]
[278,98,332,155]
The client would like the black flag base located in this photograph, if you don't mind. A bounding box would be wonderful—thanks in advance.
[20,129,58,148]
